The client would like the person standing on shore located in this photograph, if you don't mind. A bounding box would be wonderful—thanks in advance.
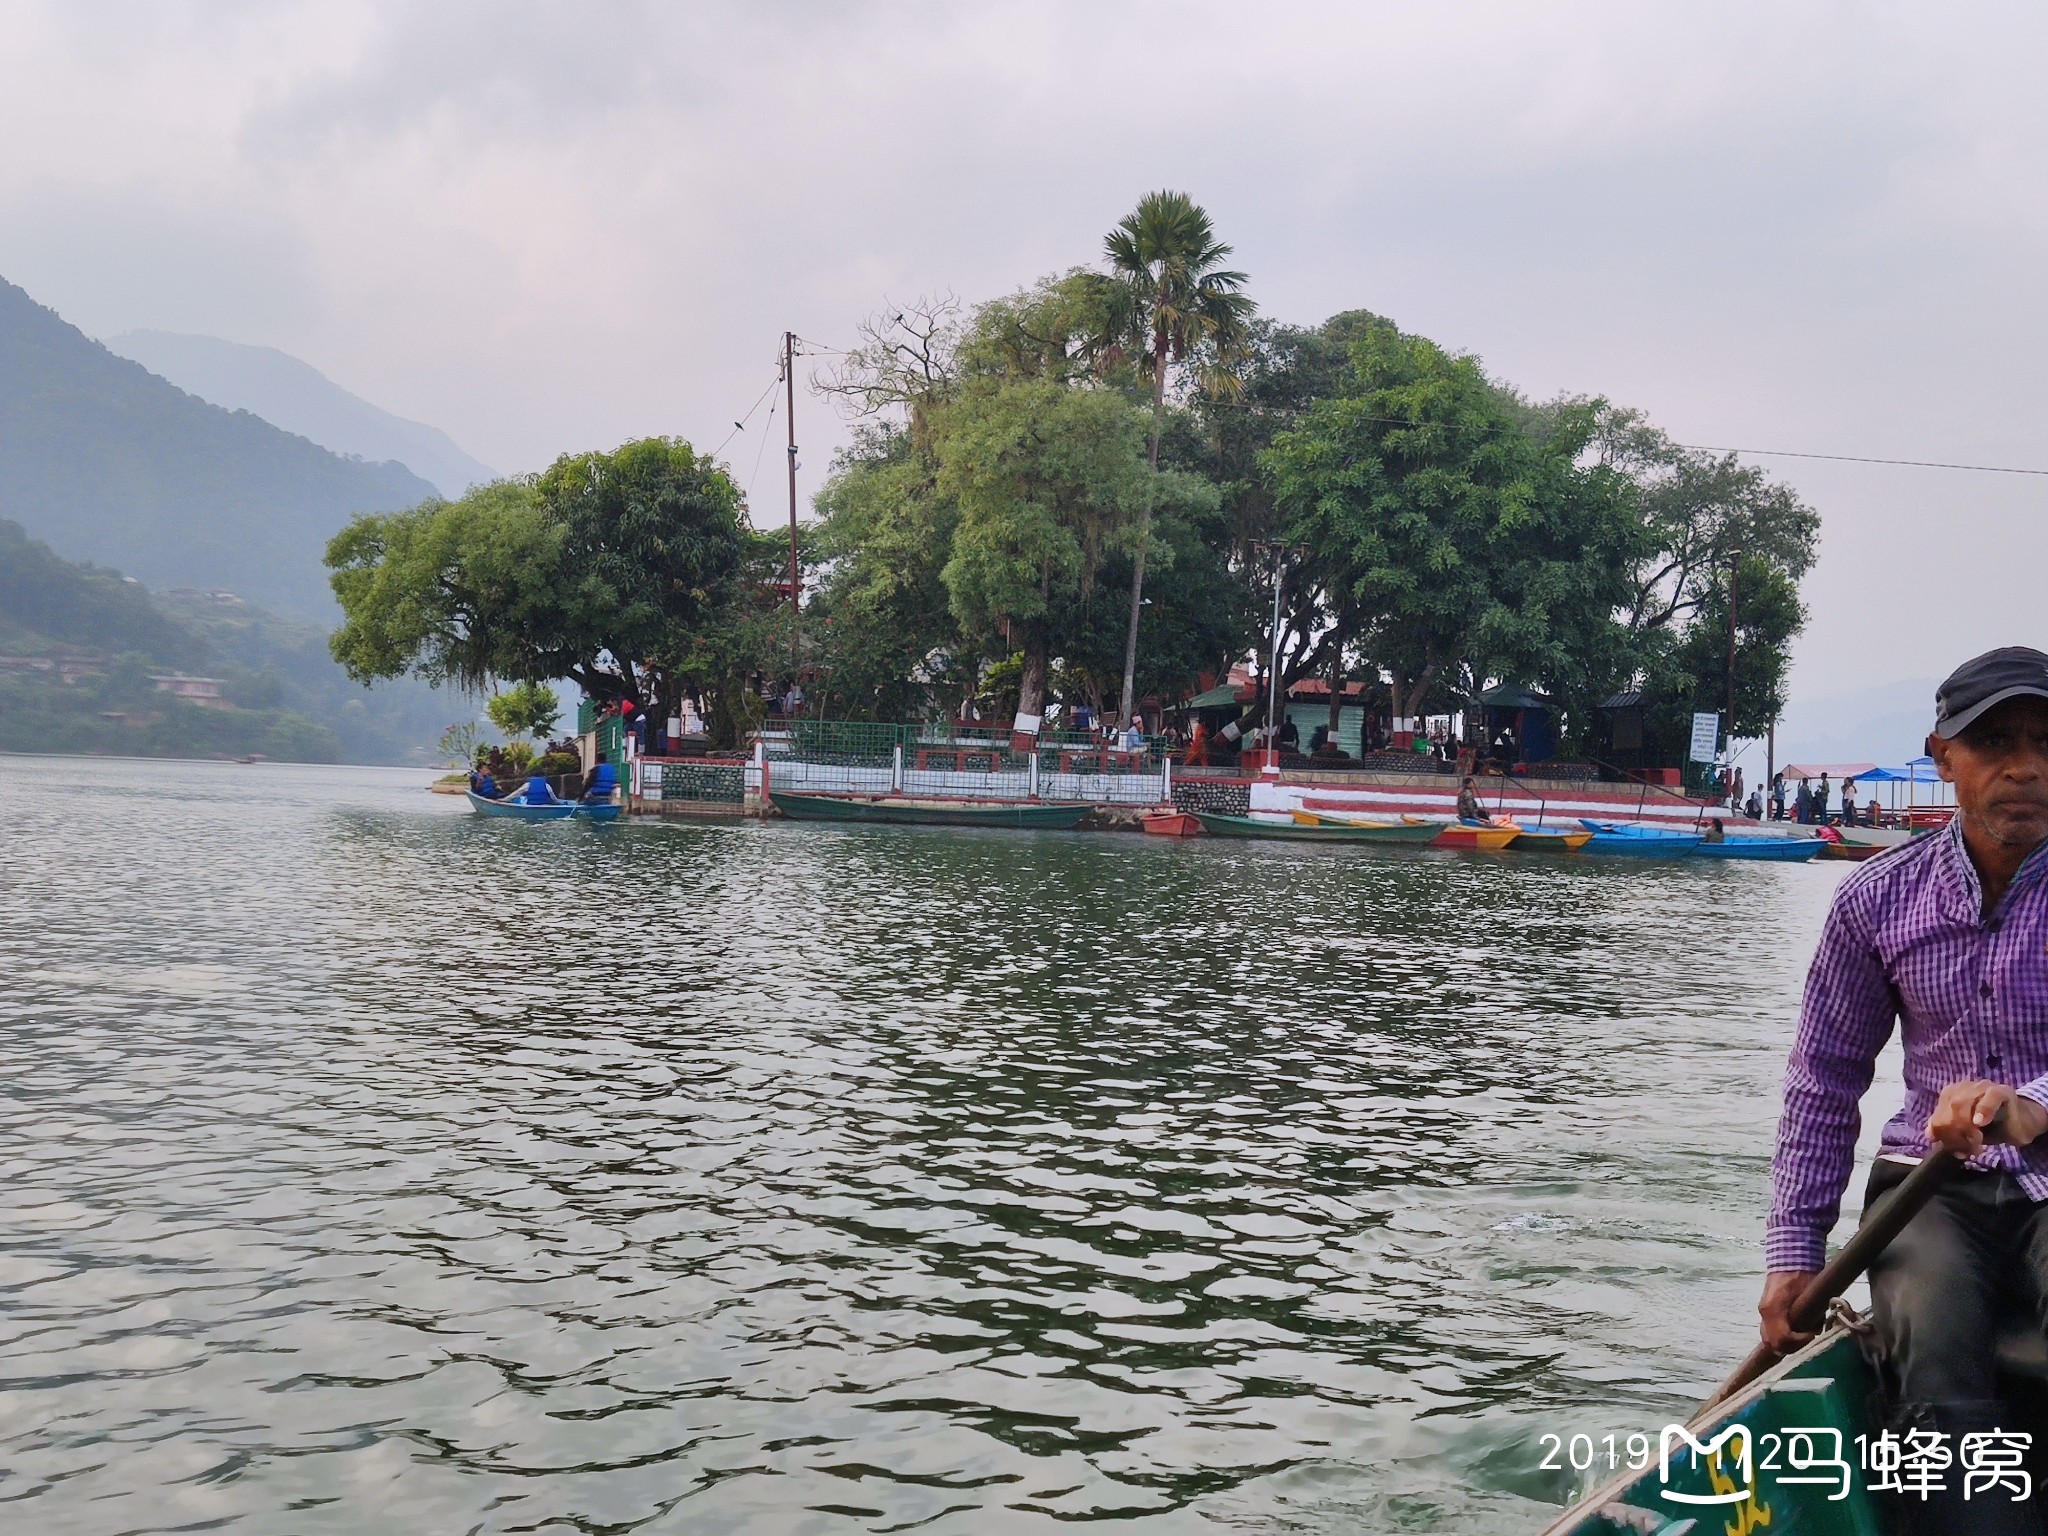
[1759,647,2048,1536]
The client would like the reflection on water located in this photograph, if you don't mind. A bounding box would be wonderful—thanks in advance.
[0,757,1857,1533]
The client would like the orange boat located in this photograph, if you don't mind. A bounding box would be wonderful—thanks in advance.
[1432,820,1518,852]
[1142,810,1203,837]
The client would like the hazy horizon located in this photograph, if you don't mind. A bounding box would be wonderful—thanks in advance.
[5,1,2044,708]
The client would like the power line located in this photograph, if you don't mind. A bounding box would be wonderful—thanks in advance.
[710,375,781,460]
[745,390,781,503]
[1672,444,2048,477]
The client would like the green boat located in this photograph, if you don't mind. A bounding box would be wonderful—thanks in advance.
[1193,810,1443,843]
[1541,1143,2048,1534]
[768,790,1089,829]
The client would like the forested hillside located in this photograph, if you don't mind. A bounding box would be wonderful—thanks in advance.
[0,519,456,763]
[0,278,438,621]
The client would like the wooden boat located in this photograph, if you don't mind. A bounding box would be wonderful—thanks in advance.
[1194,811,1442,843]
[769,790,1088,829]
[467,789,574,821]
[1142,810,1203,837]
[1820,837,1889,862]
[1690,836,1824,862]
[1503,824,1593,853]
[1289,810,1439,841]
[1541,1316,1886,1534]
[1577,819,1703,858]
[1541,1138,2045,1535]
[1433,820,1519,852]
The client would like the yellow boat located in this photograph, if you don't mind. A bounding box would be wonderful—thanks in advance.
[1290,810,1401,830]
[1503,824,1593,853]
[1433,820,1518,852]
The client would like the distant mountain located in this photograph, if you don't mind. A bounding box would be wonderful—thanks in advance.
[0,277,438,621]
[104,329,496,500]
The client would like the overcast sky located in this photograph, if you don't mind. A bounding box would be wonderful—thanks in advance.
[4,1,2044,716]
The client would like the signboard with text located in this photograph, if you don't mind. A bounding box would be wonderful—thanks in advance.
[1689,711,1722,764]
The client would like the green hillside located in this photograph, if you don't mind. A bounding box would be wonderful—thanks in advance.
[0,519,464,763]
[0,277,439,622]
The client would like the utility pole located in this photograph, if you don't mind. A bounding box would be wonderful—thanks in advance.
[1726,546,1739,763]
[785,331,800,671]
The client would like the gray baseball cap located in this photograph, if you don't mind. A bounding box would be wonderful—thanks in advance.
[1933,646,2048,739]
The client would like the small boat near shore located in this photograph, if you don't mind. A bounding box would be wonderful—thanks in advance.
[1502,824,1593,853]
[1142,810,1203,837]
[1577,820,1703,857]
[769,790,1089,829]
[467,789,574,821]
[1434,820,1519,852]
[1691,835,1824,861]
[1195,811,1442,843]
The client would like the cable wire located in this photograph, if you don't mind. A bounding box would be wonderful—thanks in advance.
[1671,445,2048,477]
[710,375,781,460]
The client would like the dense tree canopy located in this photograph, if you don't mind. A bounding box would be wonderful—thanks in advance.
[325,190,1820,767]
[327,438,760,740]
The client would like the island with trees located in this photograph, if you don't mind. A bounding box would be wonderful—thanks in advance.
[325,190,1817,796]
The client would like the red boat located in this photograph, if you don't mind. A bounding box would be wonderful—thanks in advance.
[1142,810,1203,837]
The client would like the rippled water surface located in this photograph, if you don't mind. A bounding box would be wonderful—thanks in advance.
[0,757,1884,1533]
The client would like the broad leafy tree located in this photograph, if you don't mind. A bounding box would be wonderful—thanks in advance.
[327,439,747,729]
[1265,328,1646,746]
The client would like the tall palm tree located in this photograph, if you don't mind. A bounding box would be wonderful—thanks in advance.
[1102,191,1255,729]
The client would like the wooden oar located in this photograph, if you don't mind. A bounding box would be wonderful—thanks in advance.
[1703,1104,2008,1409]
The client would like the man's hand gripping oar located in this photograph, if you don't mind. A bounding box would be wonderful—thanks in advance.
[1709,1088,2036,1410]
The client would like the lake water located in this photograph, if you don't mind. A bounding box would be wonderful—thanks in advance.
[0,756,1896,1534]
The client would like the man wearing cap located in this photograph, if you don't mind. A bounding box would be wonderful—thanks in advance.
[1760,647,2048,1535]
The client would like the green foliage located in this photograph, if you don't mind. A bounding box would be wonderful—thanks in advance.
[0,517,430,763]
[486,680,560,742]
[326,438,748,729]
[0,518,205,666]
[807,426,970,720]
[1093,190,1257,720]
[1264,328,1649,744]
[1096,191,1256,400]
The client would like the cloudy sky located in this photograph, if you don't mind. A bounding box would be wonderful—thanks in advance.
[4,1,2044,723]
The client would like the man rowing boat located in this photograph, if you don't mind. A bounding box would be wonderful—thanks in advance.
[1762,646,2048,1536]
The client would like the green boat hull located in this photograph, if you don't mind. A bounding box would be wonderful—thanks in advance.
[769,791,1088,829]
[1542,1324,1888,1534]
[1193,811,1442,844]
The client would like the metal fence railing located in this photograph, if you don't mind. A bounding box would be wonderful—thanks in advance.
[764,749,1167,807]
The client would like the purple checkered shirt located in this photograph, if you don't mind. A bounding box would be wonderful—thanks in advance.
[1766,817,2048,1272]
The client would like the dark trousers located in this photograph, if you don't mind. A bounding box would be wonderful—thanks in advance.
[1865,1159,2048,1534]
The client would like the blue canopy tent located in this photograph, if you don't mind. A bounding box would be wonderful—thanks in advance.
[1858,758,1952,814]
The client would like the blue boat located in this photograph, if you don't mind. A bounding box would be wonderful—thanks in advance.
[1689,834,1824,861]
[572,799,622,822]
[1576,819,1702,857]
[467,789,574,822]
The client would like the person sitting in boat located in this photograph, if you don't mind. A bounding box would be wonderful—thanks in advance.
[1456,776,1483,822]
[583,761,618,802]
[470,767,499,800]
[1703,817,1726,843]
[514,773,558,805]
[1761,647,2048,1530]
